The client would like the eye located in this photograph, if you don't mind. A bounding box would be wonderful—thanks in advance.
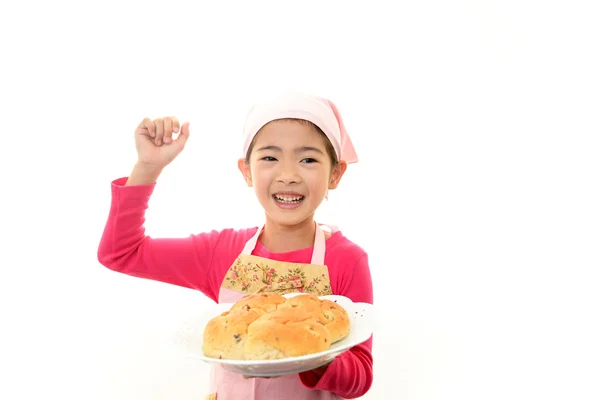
[301,158,317,164]
[261,156,277,162]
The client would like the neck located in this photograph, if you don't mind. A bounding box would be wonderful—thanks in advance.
[259,215,316,253]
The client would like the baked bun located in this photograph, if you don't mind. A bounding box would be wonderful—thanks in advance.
[202,293,351,360]
[278,294,350,343]
[243,307,332,360]
[229,292,287,313]
[202,308,265,359]
[202,293,287,360]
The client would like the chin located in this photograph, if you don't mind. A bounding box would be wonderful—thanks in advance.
[265,207,316,228]
[267,212,314,228]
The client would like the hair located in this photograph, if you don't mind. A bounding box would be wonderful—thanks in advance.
[244,118,339,169]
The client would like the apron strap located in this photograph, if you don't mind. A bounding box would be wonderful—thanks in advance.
[240,222,326,265]
[311,224,326,265]
[240,226,262,255]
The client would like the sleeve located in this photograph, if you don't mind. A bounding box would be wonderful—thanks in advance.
[298,252,374,398]
[97,177,224,302]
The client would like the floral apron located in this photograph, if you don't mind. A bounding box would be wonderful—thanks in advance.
[205,223,343,400]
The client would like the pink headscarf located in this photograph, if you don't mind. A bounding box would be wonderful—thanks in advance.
[242,90,359,164]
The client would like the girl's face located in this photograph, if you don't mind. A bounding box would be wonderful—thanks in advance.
[238,119,347,229]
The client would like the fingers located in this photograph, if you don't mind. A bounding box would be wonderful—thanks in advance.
[137,116,187,146]
[155,116,181,145]
[176,122,190,147]
[139,117,156,138]
[154,118,164,145]
[162,117,174,144]
[165,117,181,144]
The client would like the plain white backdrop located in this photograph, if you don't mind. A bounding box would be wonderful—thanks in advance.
[1,1,599,399]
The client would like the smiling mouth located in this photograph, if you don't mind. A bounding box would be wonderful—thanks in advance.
[272,194,305,204]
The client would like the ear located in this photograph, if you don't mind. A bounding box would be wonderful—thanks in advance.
[328,160,347,190]
[237,158,253,187]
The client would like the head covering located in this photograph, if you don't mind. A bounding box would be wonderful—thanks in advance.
[242,90,358,163]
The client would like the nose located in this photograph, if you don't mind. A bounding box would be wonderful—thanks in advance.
[276,160,300,185]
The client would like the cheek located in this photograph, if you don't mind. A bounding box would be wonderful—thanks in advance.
[304,170,331,192]
[250,166,272,189]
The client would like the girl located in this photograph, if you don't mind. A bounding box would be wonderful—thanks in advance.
[97,90,374,399]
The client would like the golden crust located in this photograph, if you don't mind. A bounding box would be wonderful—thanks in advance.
[243,307,332,360]
[202,293,351,360]
[229,293,287,313]
[278,294,350,343]
[201,308,265,359]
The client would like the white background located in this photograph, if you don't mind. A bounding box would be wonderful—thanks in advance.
[1,1,599,399]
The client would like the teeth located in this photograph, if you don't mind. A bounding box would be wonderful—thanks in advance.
[274,194,304,203]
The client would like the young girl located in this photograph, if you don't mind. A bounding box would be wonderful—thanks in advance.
[97,90,374,399]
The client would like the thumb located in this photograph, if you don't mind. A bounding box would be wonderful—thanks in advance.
[176,122,191,147]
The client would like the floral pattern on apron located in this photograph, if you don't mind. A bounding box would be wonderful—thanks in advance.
[222,255,332,296]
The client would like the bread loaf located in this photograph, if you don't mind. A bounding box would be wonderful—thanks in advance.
[202,293,350,360]
[277,294,350,343]
[243,306,332,360]
[202,293,287,359]
[229,292,287,313]
[201,307,264,359]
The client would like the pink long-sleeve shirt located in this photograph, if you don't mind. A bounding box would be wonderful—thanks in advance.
[97,177,374,399]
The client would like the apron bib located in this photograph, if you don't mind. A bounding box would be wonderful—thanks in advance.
[205,223,343,400]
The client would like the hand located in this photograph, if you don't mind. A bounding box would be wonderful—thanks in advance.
[134,116,190,169]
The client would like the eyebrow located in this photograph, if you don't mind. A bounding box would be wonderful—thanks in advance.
[256,145,325,155]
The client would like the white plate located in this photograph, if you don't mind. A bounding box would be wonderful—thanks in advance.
[172,293,375,377]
